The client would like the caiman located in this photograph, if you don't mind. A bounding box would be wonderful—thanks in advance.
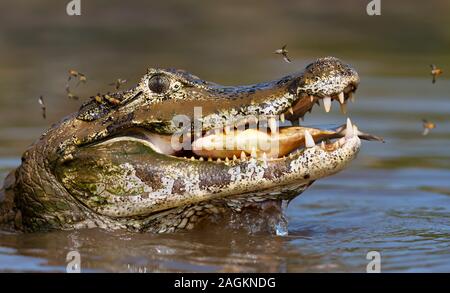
[0,57,381,234]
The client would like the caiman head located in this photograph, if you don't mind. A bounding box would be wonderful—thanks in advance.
[6,57,380,233]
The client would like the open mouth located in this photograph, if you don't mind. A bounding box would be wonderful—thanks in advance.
[97,84,382,162]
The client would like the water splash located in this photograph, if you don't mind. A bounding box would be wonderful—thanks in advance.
[275,200,289,236]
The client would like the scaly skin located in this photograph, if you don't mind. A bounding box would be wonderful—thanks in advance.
[0,57,363,233]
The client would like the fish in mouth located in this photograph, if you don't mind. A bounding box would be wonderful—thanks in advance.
[0,57,381,234]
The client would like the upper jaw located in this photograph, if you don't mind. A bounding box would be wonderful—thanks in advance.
[274,56,360,121]
[197,57,360,134]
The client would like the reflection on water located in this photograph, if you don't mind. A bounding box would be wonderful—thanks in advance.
[1,0,450,272]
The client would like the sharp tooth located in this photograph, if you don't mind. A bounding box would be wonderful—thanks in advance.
[310,96,314,102]
[304,130,315,148]
[323,97,332,113]
[345,118,354,138]
[240,151,247,160]
[225,157,229,163]
[353,125,359,136]
[217,158,221,162]
[321,141,326,149]
[199,157,204,161]
[280,113,285,122]
[251,148,257,158]
[288,107,294,115]
[233,155,237,161]
[340,102,347,114]
[268,117,277,134]
[262,152,267,161]
[338,92,345,104]
[191,156,195,161]
[224,125,231,134]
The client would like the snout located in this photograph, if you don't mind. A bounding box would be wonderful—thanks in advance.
[296,56,360,98]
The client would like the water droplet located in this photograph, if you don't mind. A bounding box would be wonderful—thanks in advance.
[275,219,288,236]
[275,200,289,236]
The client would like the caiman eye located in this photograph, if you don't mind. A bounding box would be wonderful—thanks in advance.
[148,74,170,94]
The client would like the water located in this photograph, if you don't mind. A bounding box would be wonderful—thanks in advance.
[1,0,450,272]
